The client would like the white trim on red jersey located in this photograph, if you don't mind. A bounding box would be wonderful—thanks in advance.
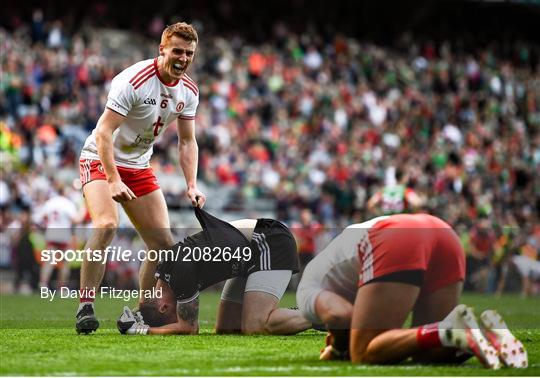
[300,216,389,302]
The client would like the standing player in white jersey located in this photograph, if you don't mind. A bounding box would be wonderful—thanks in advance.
[76,22,206,334]
[33,185,79,289]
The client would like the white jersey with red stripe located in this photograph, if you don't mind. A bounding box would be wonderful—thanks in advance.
[80,58,199,168]
[300,216,389,302]
[33,195,78,244]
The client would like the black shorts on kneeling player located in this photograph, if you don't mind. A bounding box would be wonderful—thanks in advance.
[156,208,299,302]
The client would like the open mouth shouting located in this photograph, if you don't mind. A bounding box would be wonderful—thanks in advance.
[172,62,186,76]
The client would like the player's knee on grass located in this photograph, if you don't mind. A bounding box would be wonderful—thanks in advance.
[241,317,268,335]
[240,295,294,335]
[240,294,276,335]
[215,300,243,334]
[240,271,291,334]
[243,307,311,335]
[350,329,399,364]
[350,329,374,363]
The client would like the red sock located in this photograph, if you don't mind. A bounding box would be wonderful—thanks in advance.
[79,289,95,303]
[417,322,442,349]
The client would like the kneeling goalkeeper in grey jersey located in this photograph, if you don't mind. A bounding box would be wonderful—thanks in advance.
[118,207,311,335]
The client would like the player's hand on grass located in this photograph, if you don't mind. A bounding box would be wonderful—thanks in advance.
[117,306,149,335]
[187,187,206,208]
[319,345,336,360]
[109,180,137,202]
[132,308,145,324]
[319,345,349,361]
[320,333,349,361]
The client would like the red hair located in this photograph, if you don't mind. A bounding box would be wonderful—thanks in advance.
[161,22,198,47]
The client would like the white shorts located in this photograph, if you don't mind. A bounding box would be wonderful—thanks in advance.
[296,261,326,324]
[220,270,292,303]
[513,255,540,280]
[296,231,360,324]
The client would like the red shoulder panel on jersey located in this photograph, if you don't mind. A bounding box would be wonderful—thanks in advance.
[183,74,198,89]
[129,63,154,86]
[182,78,198,96]
[133,73,155,90]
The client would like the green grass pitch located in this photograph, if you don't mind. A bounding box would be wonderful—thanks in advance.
[0,292,538,376]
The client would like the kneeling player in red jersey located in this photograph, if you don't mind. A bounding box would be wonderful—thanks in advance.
[297,213,527,369]
[117,207,311,335]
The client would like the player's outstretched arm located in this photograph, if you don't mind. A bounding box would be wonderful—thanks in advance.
[117,306,150,335]
[146,322,197,335]
[314,290,354,359]
[177,118,205,207]
[147,297,200,335]
[117,306,187,335]
[367,192,381,211]
[118,297,200,335]
[405,190,424,208]
[96,108,137,202]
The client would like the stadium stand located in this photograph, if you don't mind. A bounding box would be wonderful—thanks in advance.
[1,1,538,295]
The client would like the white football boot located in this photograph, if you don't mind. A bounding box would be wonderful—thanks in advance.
[479,309,528,368]
[439,304,501,369]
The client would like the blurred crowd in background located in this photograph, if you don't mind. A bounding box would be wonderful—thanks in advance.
[1,5,539,296]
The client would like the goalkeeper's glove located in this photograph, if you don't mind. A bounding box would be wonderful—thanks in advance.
[132,307,145,324]
[117,306,149,335]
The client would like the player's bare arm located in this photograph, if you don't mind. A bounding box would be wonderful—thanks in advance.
[175,297,200,332]
[367,192,381,211]
[118,296,200,336]
[405,190,424,208]
[314,290,354,360]
[145,298,200,335]
[177,118,206,207]
[95,108,137,202]
[146,299,201,336]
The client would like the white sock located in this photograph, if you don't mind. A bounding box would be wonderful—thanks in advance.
[438,323,455,347]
